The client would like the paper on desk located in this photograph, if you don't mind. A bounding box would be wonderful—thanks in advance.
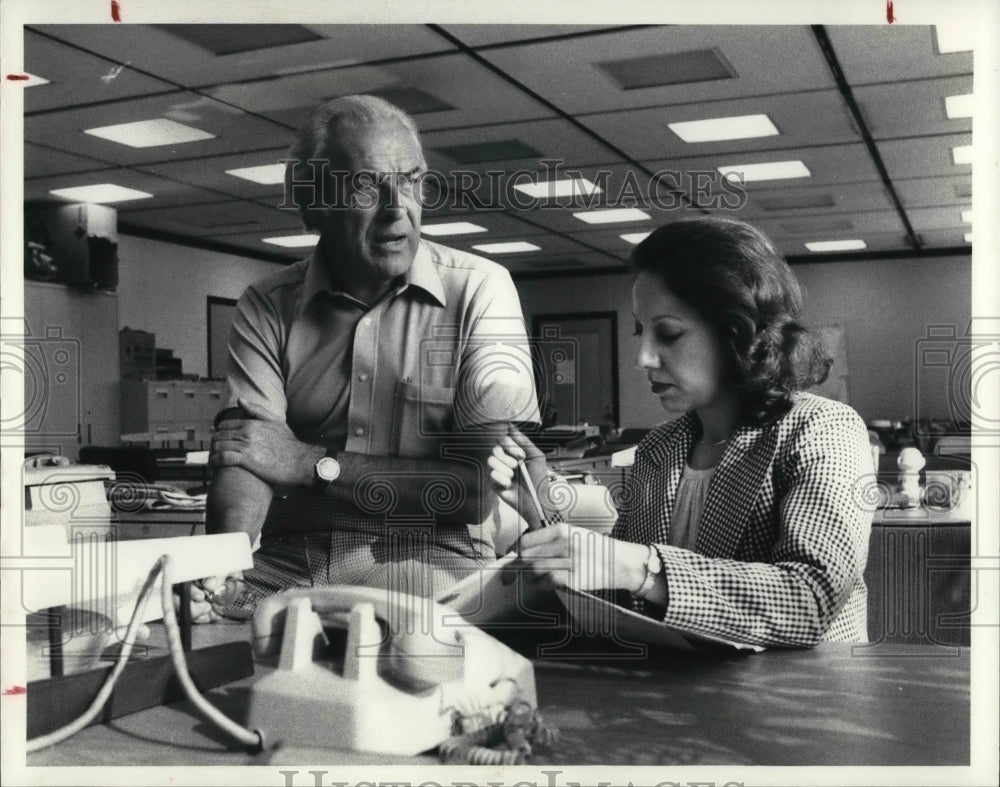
[556,586,765,653]
[435,553,553,626]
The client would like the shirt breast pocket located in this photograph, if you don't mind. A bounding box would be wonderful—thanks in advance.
[391,381,455,458]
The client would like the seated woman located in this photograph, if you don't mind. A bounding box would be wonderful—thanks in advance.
[490,217,874,648]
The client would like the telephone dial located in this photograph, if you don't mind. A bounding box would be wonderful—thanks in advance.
[247,585,537,756]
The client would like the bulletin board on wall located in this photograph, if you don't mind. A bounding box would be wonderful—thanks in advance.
[532,311,620,428]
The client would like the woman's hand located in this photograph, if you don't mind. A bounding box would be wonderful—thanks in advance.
[512,522,649,594]
[488,426,556,529]
[173,572,247,623]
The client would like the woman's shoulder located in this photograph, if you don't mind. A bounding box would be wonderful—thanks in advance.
[773,392,869,446]
[634,412,697,462]
[784,391,865,425]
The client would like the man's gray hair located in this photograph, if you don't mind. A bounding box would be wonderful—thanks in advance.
[284,95,422,229]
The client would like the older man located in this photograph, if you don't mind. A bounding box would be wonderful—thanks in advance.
[193,95,538,620]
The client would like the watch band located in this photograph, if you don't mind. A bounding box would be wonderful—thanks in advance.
[634,544,662,599]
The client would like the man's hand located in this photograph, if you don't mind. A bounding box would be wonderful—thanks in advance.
[173,572,248,624]
[209,399,323,487]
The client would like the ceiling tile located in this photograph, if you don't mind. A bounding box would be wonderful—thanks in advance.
[579,90,859,161]
[895,175,972,207]
[136,148,292,200]
[440,25,616,47]
[119,200,302,238]
[24,144,115,179]
[825,26,973,85]
[779,231,915,258]
[753,210,906,241]
[644,144,883,202]
[23,29,177,114]
[876,133,972,179]
[477,26,836,114]
[25,91,296,167]
[24,168,231,210]
[736,181,894,219]
[423,118,617,173]
[31,24,455,90]
[203,53,553,133]
[906,205,973,232]
[855,76,974,139]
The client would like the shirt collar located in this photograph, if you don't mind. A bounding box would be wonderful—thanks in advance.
[405,241,447,307]
[300,239,446,309]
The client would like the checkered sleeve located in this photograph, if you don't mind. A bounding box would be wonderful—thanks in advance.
[654,405,873,647]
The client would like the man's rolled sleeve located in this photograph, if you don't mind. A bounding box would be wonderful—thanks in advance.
[455,269,540,430]
[225,285,288,422]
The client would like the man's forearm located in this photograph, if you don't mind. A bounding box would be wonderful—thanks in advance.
[205,465,274,541]
[327,451,492,525]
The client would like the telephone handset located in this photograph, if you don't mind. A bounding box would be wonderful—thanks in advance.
[247,585,537,756]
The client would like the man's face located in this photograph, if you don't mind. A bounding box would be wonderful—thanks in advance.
[316,119,426,299]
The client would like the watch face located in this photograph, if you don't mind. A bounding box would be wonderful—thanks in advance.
[316,456,340,483]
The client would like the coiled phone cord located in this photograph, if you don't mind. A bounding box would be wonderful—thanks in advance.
[27,555,263,753]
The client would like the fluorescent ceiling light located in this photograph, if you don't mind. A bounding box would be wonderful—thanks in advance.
[262,234,320,248]
[573,208,651,225]
[620,232,652,245]
[805,239,867,252]
[961,210,972,223]
[472,241,541,254]
[420,222,489,236]
[718,160,811,183]
[512,178,603,199]
[935,23,975,54]
[226,164,286,184]
[49,183,153,203]
[668,113,779,143]
[945,94,973,119]
[964,232,972,243]
[84,118,216,148]
[952,145,973,165]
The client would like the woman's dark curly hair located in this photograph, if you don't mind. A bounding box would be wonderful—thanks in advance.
[630,216,832,426]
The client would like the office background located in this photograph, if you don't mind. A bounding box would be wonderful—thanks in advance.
[20,23,974,435]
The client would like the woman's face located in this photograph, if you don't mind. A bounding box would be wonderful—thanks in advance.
[632,270,736,416]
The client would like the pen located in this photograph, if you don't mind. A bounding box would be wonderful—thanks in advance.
[517,460,549,531]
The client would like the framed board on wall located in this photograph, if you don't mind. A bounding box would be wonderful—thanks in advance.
[206,296,237,380]
[532,311,619,428]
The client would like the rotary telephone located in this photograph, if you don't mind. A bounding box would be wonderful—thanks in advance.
[246,585,537,756]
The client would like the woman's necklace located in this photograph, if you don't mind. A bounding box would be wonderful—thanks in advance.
[698,433,732,447]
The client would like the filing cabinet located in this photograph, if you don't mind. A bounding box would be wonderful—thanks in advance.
[120,380,228,440]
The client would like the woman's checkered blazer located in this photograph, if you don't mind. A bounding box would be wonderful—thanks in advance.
[612,392,874,647]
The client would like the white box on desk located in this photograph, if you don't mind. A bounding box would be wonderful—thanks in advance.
[23,463,115,537]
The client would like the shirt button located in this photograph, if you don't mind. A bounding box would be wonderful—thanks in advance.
[354,427,365,436]
[358,373,369,382]
[362,317,372,326]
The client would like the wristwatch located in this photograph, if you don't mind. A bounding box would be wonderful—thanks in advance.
[634,544,663,599]
[314,451,341,490]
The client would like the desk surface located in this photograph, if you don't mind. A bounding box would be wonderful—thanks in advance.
[27,622,970,768]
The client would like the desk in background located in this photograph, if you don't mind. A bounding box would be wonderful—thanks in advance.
[26,620,969,767]
[868,507,971,646]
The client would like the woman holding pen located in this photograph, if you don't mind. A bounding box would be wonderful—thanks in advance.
[489,217,874,648]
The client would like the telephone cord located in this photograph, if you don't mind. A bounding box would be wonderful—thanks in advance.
[27,555,263,753]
